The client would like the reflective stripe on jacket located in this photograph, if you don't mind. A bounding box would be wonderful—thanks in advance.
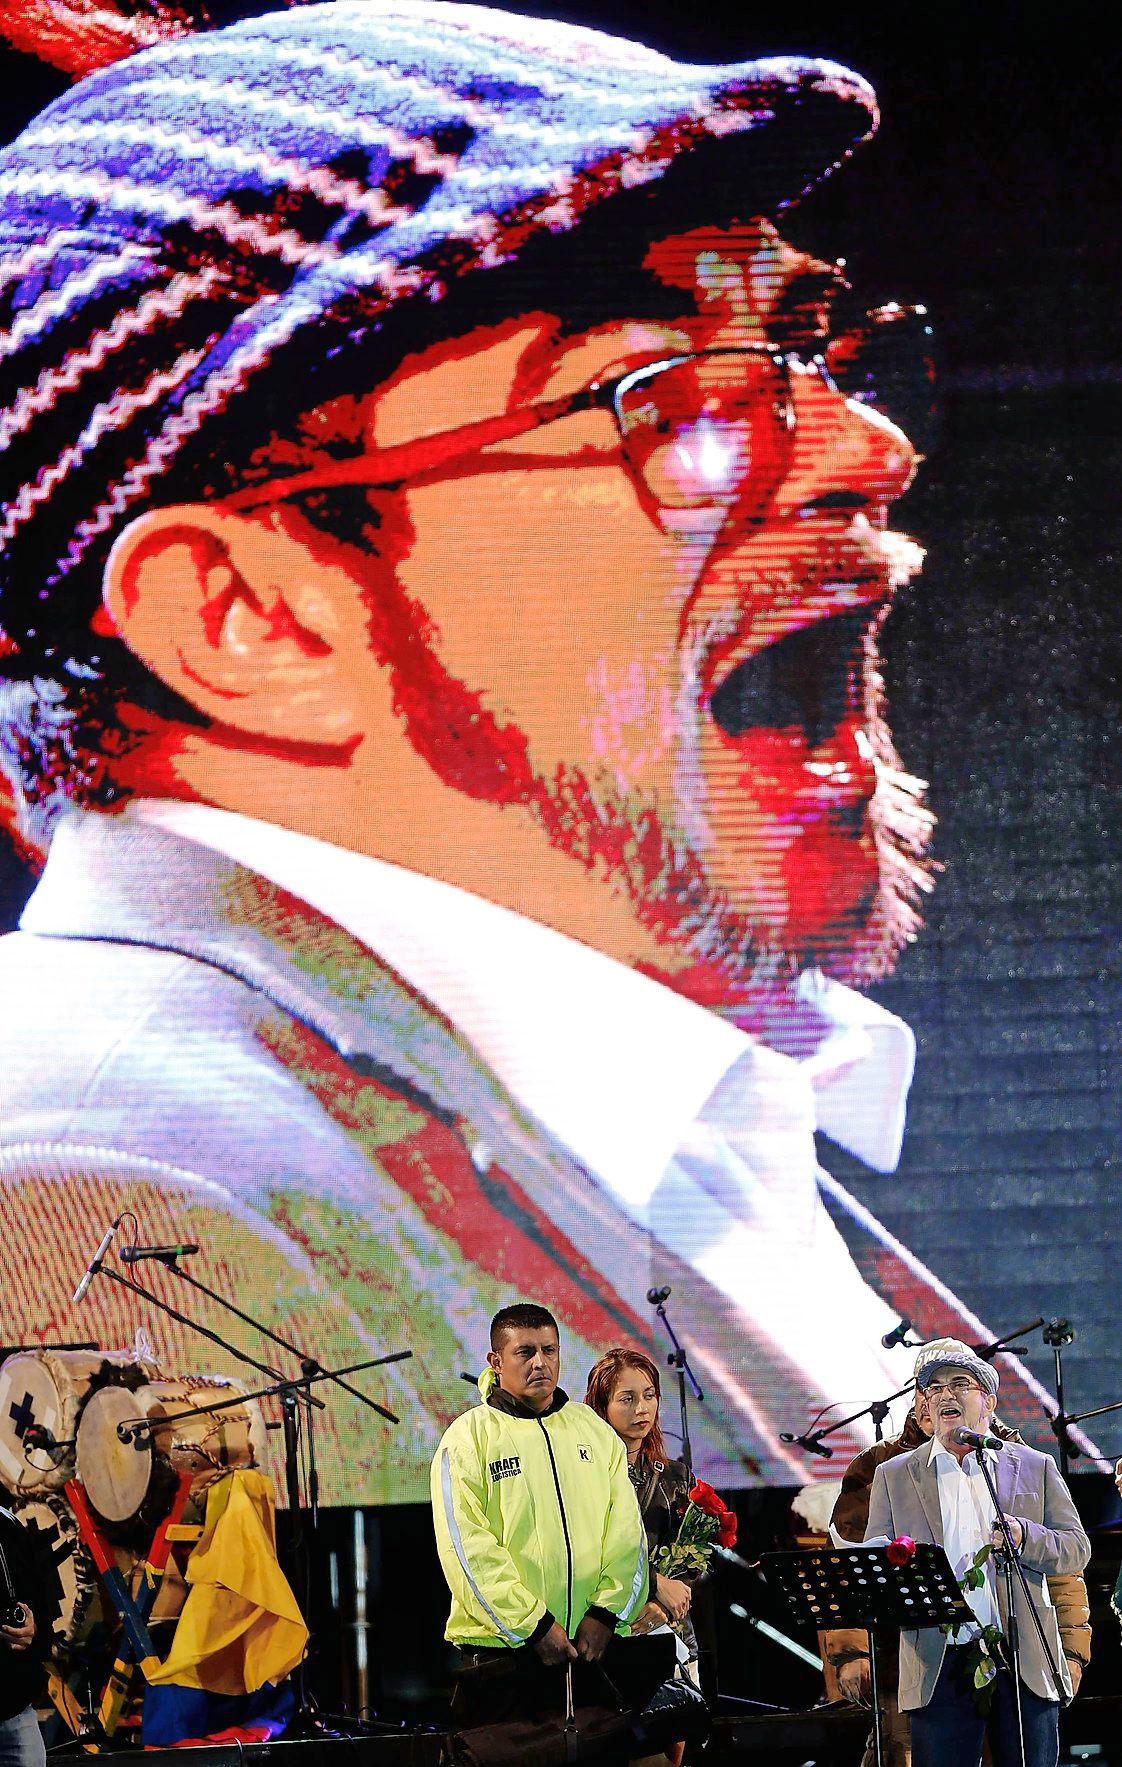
[431,1385,648,1649]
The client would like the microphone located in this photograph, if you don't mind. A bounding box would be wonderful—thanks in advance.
[119,1243,199,1264]
[952,1425,1004,1453]
[646,1286,672,1306]
[880,1316,913,1350]
[72,1214,124,1304]
[779,1431,834,1460]
[23,1424,64,1460]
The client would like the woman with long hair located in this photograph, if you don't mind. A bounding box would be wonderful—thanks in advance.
[584,1348,695,1643]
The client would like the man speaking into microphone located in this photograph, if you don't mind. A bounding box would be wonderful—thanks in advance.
[865,1342,1089,1767]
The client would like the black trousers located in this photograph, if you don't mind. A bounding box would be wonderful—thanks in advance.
[452,1635,677,1729]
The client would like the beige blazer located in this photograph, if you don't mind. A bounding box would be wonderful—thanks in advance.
[866,1440,1090,1709]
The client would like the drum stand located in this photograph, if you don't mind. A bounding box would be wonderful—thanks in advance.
[63,1469,198,1740]
[105,1354,411,1738]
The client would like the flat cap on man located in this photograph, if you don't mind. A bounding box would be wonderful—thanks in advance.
[914,1336,999,1398]
[0,0,879,613]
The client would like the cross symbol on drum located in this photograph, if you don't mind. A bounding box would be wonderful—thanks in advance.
[8,1392,36,1439]
[0,1356,66,1488]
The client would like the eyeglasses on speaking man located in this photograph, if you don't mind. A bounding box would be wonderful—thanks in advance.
[226,303,937,531]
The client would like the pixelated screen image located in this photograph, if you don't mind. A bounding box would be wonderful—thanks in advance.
[0,0,1117,1510]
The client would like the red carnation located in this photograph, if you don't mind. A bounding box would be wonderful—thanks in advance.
[656,1479,735,1590]
[688,1480,725,1518]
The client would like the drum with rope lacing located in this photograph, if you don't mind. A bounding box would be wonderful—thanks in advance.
[75,1375,268,1541]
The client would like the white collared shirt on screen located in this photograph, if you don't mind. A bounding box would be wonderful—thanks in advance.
[928,1432,1000,1639]
[128,800,920,1453]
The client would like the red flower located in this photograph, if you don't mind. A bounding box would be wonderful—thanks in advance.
[886,1535,916,1567]
[688,1480,725,1518]
[717,1512,738,1549]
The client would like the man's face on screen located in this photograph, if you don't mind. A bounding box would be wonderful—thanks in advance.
[124,220,927,1010]
[333,221,924,1004]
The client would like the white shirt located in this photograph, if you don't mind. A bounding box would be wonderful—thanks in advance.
[929,1433,1000,1638]
[128,800,914,1180]
[126,801,922,1468]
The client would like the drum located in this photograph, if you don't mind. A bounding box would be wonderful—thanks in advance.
[75,1375,267,1535]
[0,1349,161,1496]
[6,1496,97,1664]
[13,1493,183,1738]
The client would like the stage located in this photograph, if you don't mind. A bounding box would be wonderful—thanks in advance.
[84,1698,1122,1765]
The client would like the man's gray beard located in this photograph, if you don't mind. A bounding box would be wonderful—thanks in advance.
[530,635,935,1004]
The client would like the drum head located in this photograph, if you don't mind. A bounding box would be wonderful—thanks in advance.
[75,1385,157,1525]
[0,1349,163,1499]
[0,1354,69,1493]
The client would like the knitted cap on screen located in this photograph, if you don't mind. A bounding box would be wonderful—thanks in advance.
[0,0,878,618]
[914,1337,999,1397]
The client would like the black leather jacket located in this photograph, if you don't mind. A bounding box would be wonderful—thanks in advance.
[630,1457,693,1565]
[630,1458,700,1658]
[0,1508,53,1722]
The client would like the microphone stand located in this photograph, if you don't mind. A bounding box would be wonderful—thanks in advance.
[780,1380,914,1461]
[778,1319,1041,1462]
[83,1265,408,1617]
[88,1262,316,1620]
[974,1316,1114,1470]
[972,1314,1108,1474]
[110,1353,410,1568]
[145,1255,402,1530]
[971,1443,1067,1767]
[651,1297,703,1476]
[970,1318,1044,1365]
[115,1352,413,1441]
[1040,1319,1076,1477]
[1059,1394,1122,1428]
[91,1265,315,1396]
[88,1255,413,1734]
[1049,1391,1122,1466]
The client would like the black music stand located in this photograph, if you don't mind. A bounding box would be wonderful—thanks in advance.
[759,1544,972,1767]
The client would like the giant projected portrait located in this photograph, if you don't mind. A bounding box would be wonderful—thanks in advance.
[0,0,1062,1503]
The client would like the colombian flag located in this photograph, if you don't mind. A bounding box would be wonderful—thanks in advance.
[143,1469,308,1746]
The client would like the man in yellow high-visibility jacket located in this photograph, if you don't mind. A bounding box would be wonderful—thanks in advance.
[432,1302,653,1720]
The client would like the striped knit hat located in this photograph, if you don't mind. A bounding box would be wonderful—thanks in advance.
[914,1336,999,1397]
[0,1,878,650]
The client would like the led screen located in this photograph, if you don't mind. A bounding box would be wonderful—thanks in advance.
[0,0,1115,1509]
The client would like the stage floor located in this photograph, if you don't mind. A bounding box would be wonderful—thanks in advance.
[83,1695,1122,1765]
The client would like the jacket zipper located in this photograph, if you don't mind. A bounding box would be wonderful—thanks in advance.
[537,1416,573,1634]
